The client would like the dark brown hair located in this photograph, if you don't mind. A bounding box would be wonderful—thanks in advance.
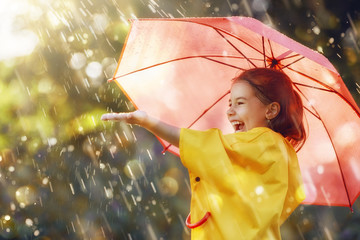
[233,68,306,150]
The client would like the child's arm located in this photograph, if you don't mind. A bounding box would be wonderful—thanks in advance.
[101,110,180,147]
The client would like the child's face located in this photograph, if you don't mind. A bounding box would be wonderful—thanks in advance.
[227,81,269,132]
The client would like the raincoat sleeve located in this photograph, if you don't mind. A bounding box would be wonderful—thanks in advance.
[179,128,305,239]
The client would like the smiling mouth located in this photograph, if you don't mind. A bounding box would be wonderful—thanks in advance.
[231,121,245,132]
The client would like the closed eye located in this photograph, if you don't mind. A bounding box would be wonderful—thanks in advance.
[229,101,244,107]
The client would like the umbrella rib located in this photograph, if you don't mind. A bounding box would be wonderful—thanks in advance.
[279,56,305,70]
[203,57,247,70]
[268,39,275,60]
[111,56,202,79]
[293,83,321,120]
[111,55,261,80]
[293,82,336,93]
[265,39,303,69]
[266,39,305,70]
[262,37,266,67]
[136,19,303,71]
[280,54,302,60]
[213,29,258,68]
[288,67,360,118]
[187,90,231,128]
[303,106,321,120]
[293,84,353,209]
[162,90,231,153]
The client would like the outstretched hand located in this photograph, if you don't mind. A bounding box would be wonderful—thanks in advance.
[101,110,180,148]
[101,110,148,125]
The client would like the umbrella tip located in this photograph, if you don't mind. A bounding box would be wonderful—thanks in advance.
[350,205,354,213]
[107,77,116,82]
[161,144,172,154]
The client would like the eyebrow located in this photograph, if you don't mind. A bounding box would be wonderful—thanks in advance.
[229,97,247,102]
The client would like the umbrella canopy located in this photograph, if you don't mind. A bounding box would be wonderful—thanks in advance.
[110,17,360,208]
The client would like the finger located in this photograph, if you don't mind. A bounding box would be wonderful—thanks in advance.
[101,113,126,121]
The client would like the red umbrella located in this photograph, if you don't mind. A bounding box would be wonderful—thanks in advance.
[109,17,360,208]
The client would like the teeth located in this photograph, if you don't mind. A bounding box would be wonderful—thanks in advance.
[231,121,241,126]
[231,121,244,132]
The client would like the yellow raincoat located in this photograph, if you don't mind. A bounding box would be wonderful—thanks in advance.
[179,127,305,240]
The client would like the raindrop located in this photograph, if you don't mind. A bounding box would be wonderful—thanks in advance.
[150,181,157,193]
[158,177,179,196]
[308,98,316,106]
[69,183,75,195]
[42,177,49,185]
[49,181,53,192]
[312,26,321,35]
[148,4,156,13]
[334,122,360,147]
[317,165,324,174]
[68,35,75,42]
[126,184,132,192]
[92,14,109,34]
[124,160,145,180]
[104,187,113,199]
[47,11,61,27]
[69,52,87,70]
[146,149,153,161]
[85,61,102,79]
[231,3,239,11]
[84,49,94,57]
[25,218,33,227]
[34,230,40,237]
[68,145,75,152]
[252,0,269,12]
[15,185,37,206]
[95,93,100,102]
[104,63,117,79]
[10,203,16,211]
[255,186,264,195]
[48,137,57,146]
[99,163,106,169]
[100,132,106,142]
[131,194,137,206]
[317,46,324,53]
[60,32,66,42]
[146,223,157,240]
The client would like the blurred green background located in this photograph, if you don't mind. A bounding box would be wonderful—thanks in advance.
[0,0,360,239]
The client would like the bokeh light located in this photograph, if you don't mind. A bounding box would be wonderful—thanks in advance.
[15,186,38,207]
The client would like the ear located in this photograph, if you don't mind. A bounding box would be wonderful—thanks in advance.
[265,102,280,120]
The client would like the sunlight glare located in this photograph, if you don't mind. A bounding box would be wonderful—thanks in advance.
[0,0,39,60]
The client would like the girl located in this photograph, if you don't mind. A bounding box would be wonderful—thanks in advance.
[102,68,306,239]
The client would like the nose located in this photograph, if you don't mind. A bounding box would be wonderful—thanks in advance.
[227,106,234,116]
